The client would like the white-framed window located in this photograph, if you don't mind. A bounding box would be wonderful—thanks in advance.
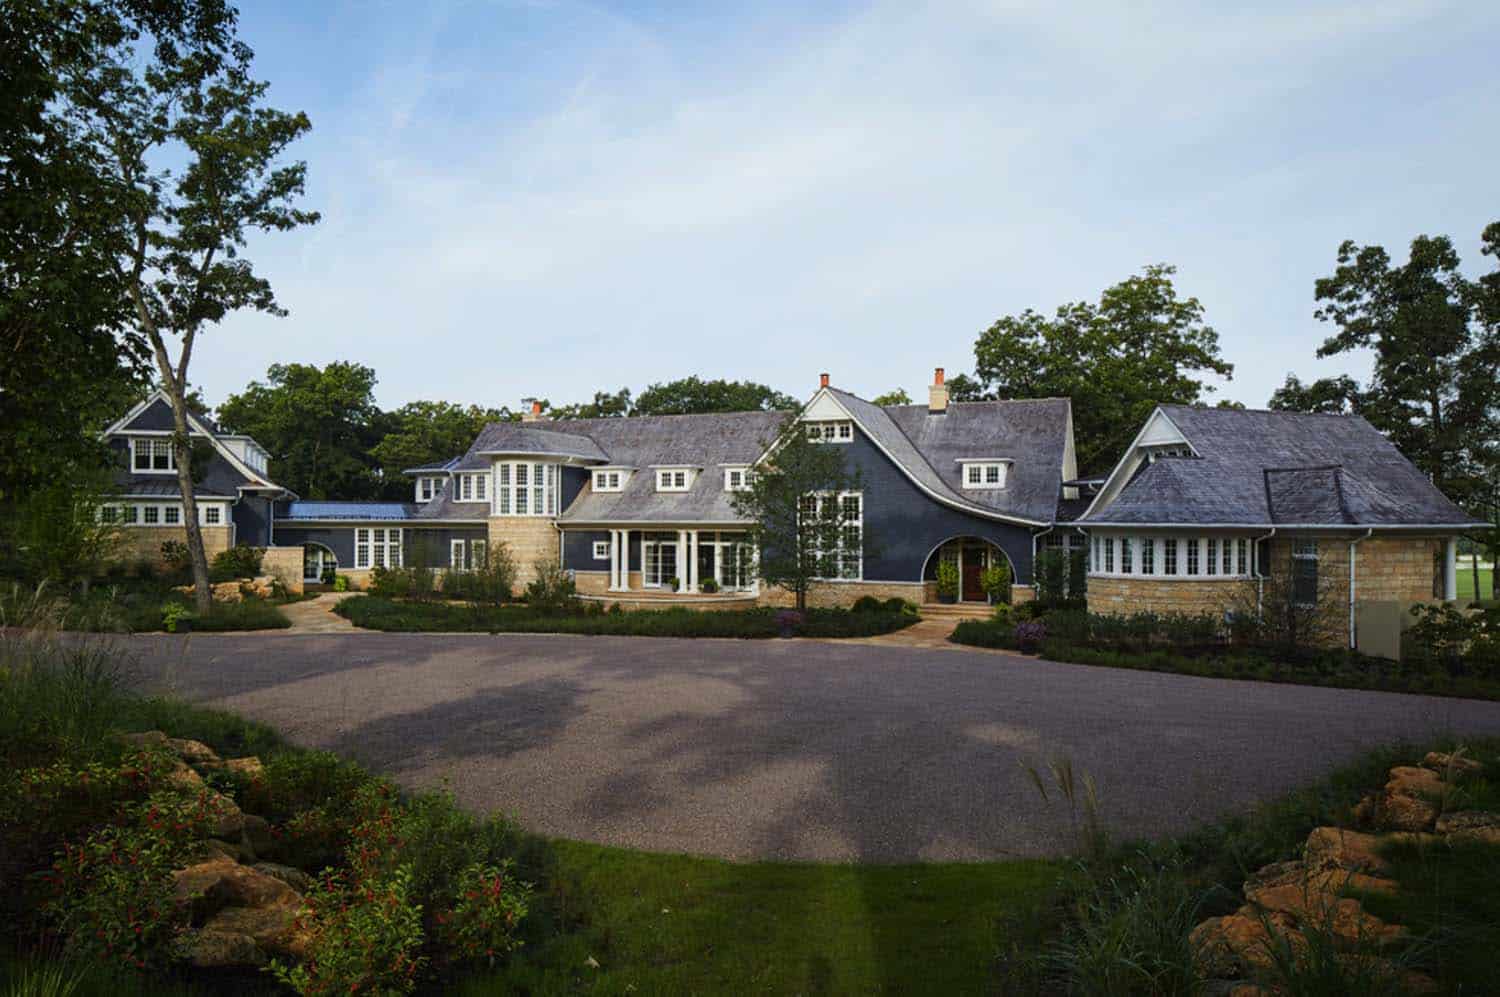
[1088,533,1257,580]
[457,473,488,503]
[656,469,691,492]
[419,477,436,502]
[1185,539,1200,576]
[1163,539,1178,575]
[451,538,467,571]
[800,491,863,580]
[355,528,402,569]
[471,539,486,568]
[959,461,1009,489]
[1141,537,1155,575]
[724,467,751,491]
[1292,538,1319,605]
[142,505,160,525]
[122,505,139,525]
[1206,538,1218,576]
[1120,537,1133,574]
[201,505,221,525]
[164,505,181,525]
[131,438,176,473]
[593,470,625,492]
[1237,538,1249,576]
[804,420,853,443]
[494,462,557,516]
[592,540,610,560]
[1104,537,1114,573]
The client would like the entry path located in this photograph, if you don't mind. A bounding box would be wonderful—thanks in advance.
[118,632,1500,862]
[276,593,358,633]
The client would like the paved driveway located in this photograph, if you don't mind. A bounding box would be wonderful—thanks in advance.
[118,633,1500,862]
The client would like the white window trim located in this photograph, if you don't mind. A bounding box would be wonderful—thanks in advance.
[803,420,853,444]
[723,467,751,492]
[655,469,693,492]
[1087,532,1255,580]
[592,469,627,492]
[451,538,467,571]
[354,527,403,570]
[131,438,177,474]
[957,459,1011,490]
[592,540,611,560]
[494,461,559,517]
[801,490,863,581]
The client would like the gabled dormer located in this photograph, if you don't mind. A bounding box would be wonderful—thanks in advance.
[652,466,698,492]
[1081,406,1201,519]
[403,457,461,503]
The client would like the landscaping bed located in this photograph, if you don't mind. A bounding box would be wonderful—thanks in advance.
[335,595,919,639]
[3,581,293,634]
[953,605,1500,702]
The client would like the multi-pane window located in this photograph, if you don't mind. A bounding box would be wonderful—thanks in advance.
[1292,539,1319,605]
[592,540,610,560]
[1088,534,1264,578]
[593,470,624,492]
[656,469,690,492]
[143,506,160,525]
[132,438,175,472]
[1104,537,1115,573]
[495,462,556,516]
[122,505,139,524]
[1163,538,1178,575]
[1091,535,1099,572]
[1120,537,1133,574]
[1206,538,1218,576]
[804,420,853,443]
[419,477,435,502]
[960,461,1008,489]
[1237,539,1248,576]
[163,506,181,525]
[457,473,488,502]
[1141,538,1155,575]
[471,539,486,568]
[1186,539,1200,575]
[101,506,120,524]
[355,528,402,569]
[203,505,220,525]
[800,491,863,580]
[724,468,751,491]
[1223,539,1233,575]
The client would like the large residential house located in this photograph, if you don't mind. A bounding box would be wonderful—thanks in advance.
[102,370,1482,646]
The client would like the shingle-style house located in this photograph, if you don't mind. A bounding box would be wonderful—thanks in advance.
[1079,405,1485,641]
[101,391,292,564]
[271,371,1080,607]
[101,374,1480,646]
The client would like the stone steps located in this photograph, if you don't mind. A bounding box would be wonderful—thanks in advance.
[918,602,994,620]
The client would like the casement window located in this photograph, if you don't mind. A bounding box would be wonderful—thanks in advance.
[1237,539,1249,576]
[1120,537,1133,574]
[799,491,863,580]
[1141,538,1155,575]
[1206,538,1218,576]
[656,469,691,492]
[143,506,160,525]
[457,473,488,503]
[723,467,751,491]
[1089,533,1259,579]
[131,438,175,473]
[163,505,181,525]
[122,505,139,525]
[1104,537,1114,573]
[355,528,402,569]
[470,539,486,569]
[202,505,221,525]
[494,462,557,516]
[1091,535,1099,572]
[451,538,467,571]
[419,477,436,502]
[960,461,1009,490]
[1292,539,1319,606]
[592,540,610,560]
[100,506,120,524]
[1185,539,1200,576]
[1222,539,1233,576]
[1163,538,1178,575]
[593,470,625,492]
[804,420,853,443]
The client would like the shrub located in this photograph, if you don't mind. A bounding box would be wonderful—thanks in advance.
[436,861,531,968]
[441,544,517,605]
[1067,547,1088,599]
[991,602,1015,628]
[851,595,884,614]
[776,609,803,637]
[370,565,437,601]
[935,560,959,599]
[273,865,427,996]
[981,561,1012,603]
[523,558,576,614]
[210,544,264,581]
[883,596,912,614]
[159,539,191,573]
[1035,549,1067,603]
[1015,620,1047,652]
[333,573,350,592]
[699,577,720,594]
[160,602,191,633]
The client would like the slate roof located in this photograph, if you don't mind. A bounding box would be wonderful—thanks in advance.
[460,424,610,467]
[280,501,419,522]
[412,479,490,521]
[1083,406,1483,527]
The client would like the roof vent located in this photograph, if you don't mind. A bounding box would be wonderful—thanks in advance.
[929,367,948,414]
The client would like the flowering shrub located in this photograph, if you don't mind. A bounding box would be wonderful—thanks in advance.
[436,861,531,967]
[272,865,427,996]
[1014,620,1047,652]
[42,789,232,969]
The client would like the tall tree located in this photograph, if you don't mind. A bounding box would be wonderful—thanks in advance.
[1268,373,1362,415]
[870,388,912,406]
[730,419,867,611]
[369,400,511,495]
[543,388,633,421]
[218,363,379,501]
[52,1,320,610]
[971,265,1233,472]
[633,376,798,415]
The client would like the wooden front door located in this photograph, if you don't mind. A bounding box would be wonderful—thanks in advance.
[961,546,986,602]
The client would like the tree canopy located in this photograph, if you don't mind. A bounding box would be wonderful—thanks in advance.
[870,389,912,406]
[634,377,799,416]
[969,264,1233,473]
[369,401,511,484]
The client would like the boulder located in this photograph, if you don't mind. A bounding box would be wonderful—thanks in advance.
[1385,766,1445,800]
[1421,751,1484,777]
[1243,860,1397,903]
[185,929,266,969]
[1435,810,1500,845]
[1354,790,1438,833]
[246,575,277,599]
[219,756,265,781]
[1304,826,1390,873]
[205,791,250,839]
[1243,879,1405,949]
[172,855,301,919]
[211,580,245,603]
[253,862,313,893]
[202,902,310,960]
[1191,907,1303,978]
[168,737,221,765]
[167,760,206,791]
[119,730,169,749]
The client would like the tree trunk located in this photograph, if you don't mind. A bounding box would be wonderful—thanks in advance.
[1473,547,1481,603]
[166,385,213,614]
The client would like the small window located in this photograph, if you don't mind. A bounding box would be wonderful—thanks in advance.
[592,540,610,560]
[1141,538,1155,575]
[1186,538,1200,576]
[101,506,119,524]
[451,539,467,571]
[1104,537,1115,573]
[203,505,221,525]
[1222,539,1233,576]
[1163,538,1178,575]
[724,468,751,491]
[471,540,486,568]
[593,470,626,492]
[1292,539,1319,605]
[122,505,139,524]
[959,461,1008,489]
[656,469,690,492]
[1237,539,1249,576]
[1206,538,1218,576]
[1120,537,1133,574]
[420,478,434,502]
[804,420,853,443]
[143,506,160,525]
[133,438,176,472]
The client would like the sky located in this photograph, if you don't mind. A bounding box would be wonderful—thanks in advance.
[194,0,1500,413]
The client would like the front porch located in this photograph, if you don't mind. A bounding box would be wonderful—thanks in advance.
[590,528,759,598]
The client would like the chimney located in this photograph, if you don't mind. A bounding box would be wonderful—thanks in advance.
[928,367,948,414]
[819,372,830,389]
[521,398,543,422]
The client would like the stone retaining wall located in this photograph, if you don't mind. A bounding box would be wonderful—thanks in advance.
[260,547,305,596]
[113,526,234,567]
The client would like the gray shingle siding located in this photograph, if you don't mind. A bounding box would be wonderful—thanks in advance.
[273,525,486,570]
[233,495,274,546]
[122,398,178,431]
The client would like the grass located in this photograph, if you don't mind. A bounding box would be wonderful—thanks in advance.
[335,595,919,639]
[1458,565,1493,602]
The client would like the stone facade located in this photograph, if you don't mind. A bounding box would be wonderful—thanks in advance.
[1088,576,1246,616]
[756,580,926,609]
[488,517,561,588]
[113,526,234,567]
[1348,536,1443,603]
[260,546,305,596]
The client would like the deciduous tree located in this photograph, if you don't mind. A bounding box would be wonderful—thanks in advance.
[633,376,798,415]
[370,401,511,495]
[870,389,912,406]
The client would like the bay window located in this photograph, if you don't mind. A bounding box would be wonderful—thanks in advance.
[494,461,558,516]
[1088,532,1258,580]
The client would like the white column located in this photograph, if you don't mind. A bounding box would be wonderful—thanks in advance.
[609,531,619,590]
[1444,537,1458,601]
[676,530,686,590]
[688,530,699,591]
[620,530,631,590]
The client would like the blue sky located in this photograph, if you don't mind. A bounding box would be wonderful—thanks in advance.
[197,0,1500,412]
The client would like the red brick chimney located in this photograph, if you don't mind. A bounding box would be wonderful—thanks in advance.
[820,372,830,389]
[521,398,544,422]
[928,367,948,414]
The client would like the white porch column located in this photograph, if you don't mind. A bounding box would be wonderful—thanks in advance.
[609,531,620,590]
[1444,537,1458,601]
[620,529,630,590]
[676,530,687,589]
[687,530,699,591]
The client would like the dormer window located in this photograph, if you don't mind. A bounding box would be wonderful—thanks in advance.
[418,477,437,502]
[957,459,1010,490]
[724,467,752,491]
[593,469,626,492]
[457,472,488,502]
[656,469,692,492]
[805,420,853,443]
[131,438,175,473]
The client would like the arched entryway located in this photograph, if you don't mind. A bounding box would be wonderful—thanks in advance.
[921,536,1014,603]
[302,543,337,584]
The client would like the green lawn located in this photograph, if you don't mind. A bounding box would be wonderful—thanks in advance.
[466,845,1061,995]
[1458,565,1493,602]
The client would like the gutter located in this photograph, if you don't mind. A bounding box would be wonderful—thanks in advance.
[1348,528,1373,649]
[1032,525,1055,593]
[1251,527,1277,618]
[1080,521,1489,531]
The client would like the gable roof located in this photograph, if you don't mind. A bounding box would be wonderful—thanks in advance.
[103,390,288,497]
[1082,405,1483,528]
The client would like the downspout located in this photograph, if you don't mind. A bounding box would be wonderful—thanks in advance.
[1348,528,1373,650]
[1252,527,1277,618]
[1032,526,1055,595]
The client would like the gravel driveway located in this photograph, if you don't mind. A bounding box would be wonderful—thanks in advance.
[117,632,1500,862]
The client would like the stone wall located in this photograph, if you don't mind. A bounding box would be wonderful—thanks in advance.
[1351,536,1443,603]
[260,546,304,596]
[487,517,561,590]
[112,526,234,567]
[756,581,926,609]
[1087,576,1246,616]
